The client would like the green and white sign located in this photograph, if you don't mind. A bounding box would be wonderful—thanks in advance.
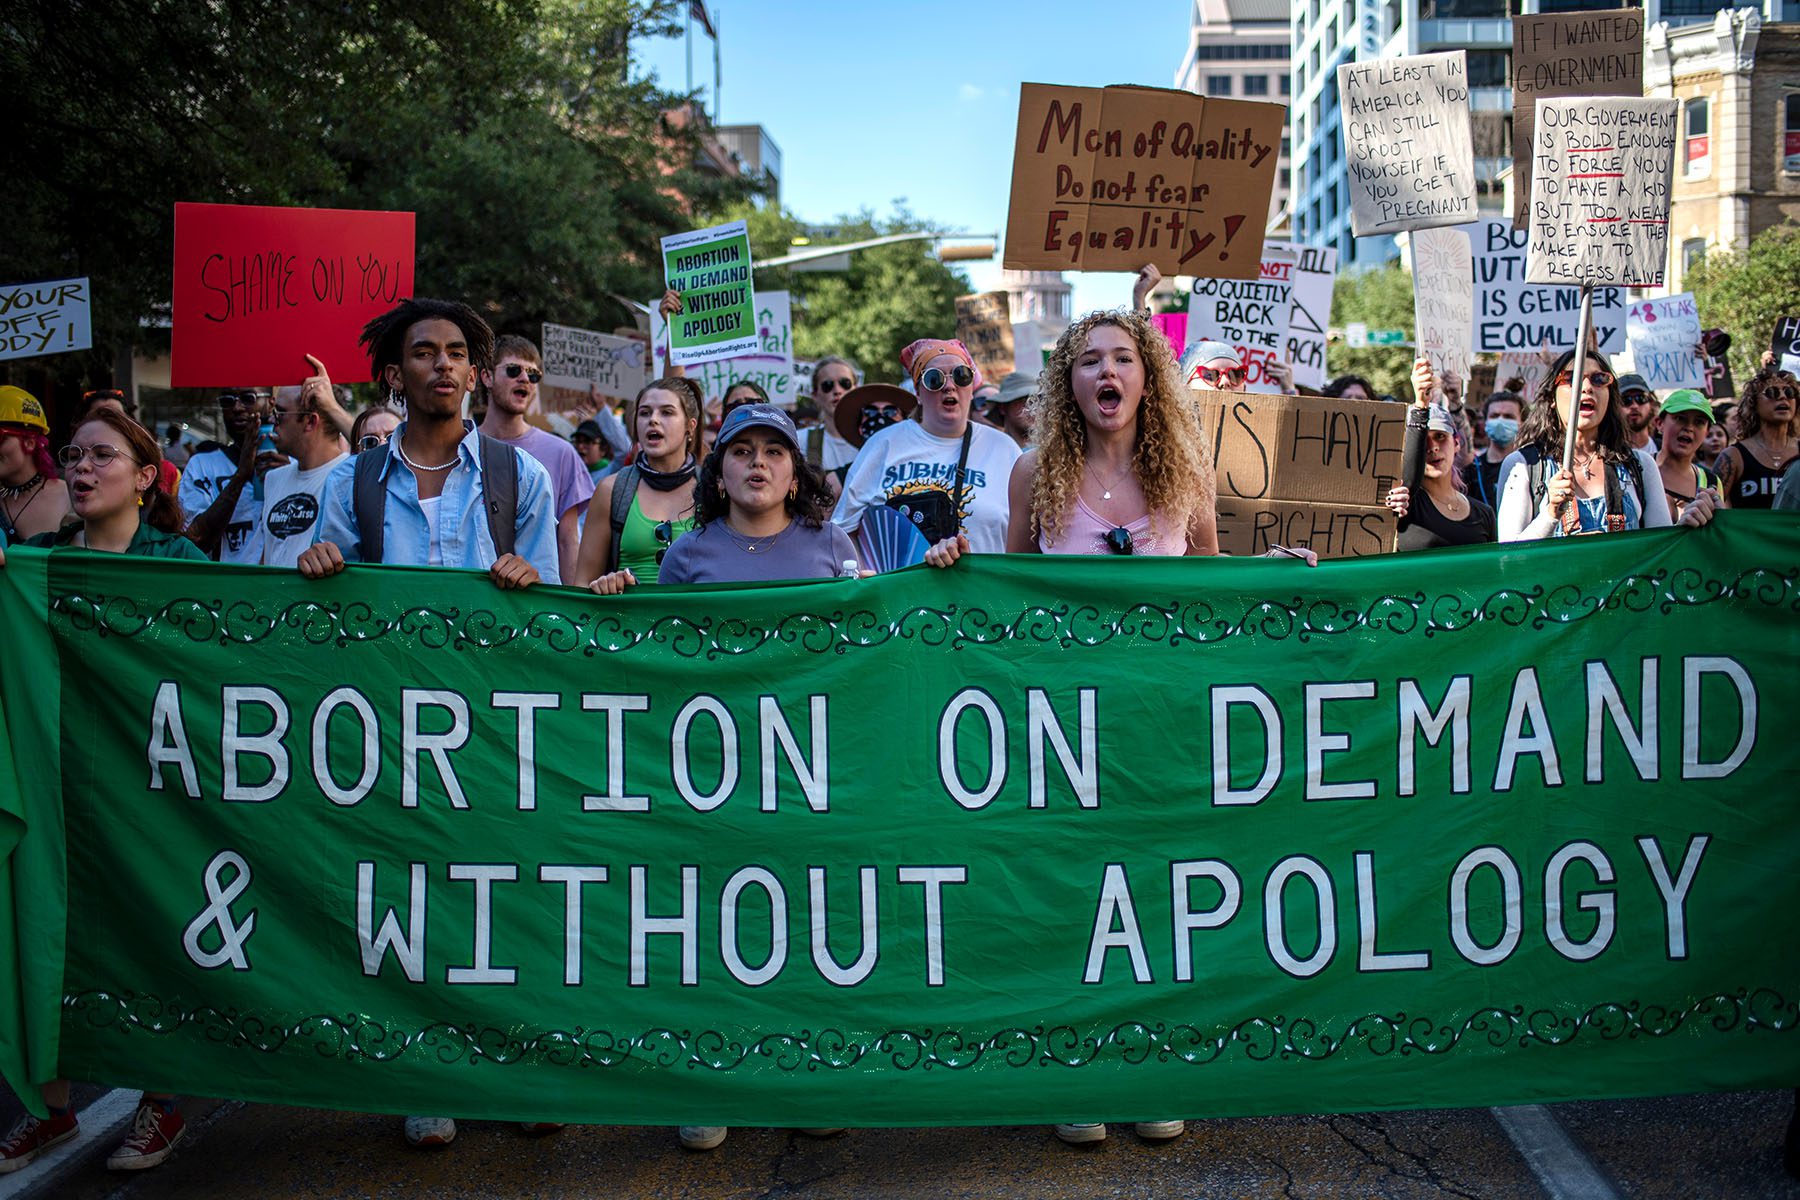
[661,219,758,367]
[0,518,1796,1125]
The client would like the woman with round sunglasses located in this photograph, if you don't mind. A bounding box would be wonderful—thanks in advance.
[1712,368,1798,510]
[0,385,70,544]
[576,376,704,590]
[833,339,1022,566]
[0,407,202,1175]
[1497,349,1714,540]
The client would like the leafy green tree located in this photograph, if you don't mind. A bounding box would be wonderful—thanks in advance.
[1328,263,1417,400]
[1685,226,1800,383]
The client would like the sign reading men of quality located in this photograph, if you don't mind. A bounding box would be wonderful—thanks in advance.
[1338,52,1477,237]
[1411,228,1475,394]
[171,203,415,388]
[1526,98,1678,288]
[541,323,650,402]
[1003,83,1283,278]
[1511,8,1644,226]
[0,277,92,362]
[660,219,759,366]
[954,292,1016,386]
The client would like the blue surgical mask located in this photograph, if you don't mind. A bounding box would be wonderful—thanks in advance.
[1485,417,1519,445]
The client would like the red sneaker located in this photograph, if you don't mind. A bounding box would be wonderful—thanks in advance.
[106,1101,184,1171]
[0,1110,79,1173]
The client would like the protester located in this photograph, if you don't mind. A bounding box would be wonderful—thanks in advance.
[0,407,202,1175]
[479,334,595,582]
[1497,349,1714,539]
[350,404,402,454]
[1324,374,1376,401]
[833,338,1021,561]
[1386,361,1495,549]
[75,388,181,497]
[721,378,770,417]
[1701,403,1732,463]
[1653,389,1718,522]
[571,419,609,481]
[163,423,191,470]
[1615,373,1660,453]
[1712,368,1798,510]
[799,356,861,488]
[261,377,350,568]
[575,376,704,589]
[1463,390,1522,509]
[1178,340,1247,393]
[985,371,1038,449]
[0,386,70,544]
[179,387,280,561]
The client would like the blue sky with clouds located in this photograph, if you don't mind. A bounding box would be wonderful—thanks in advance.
[633,1,1195,319]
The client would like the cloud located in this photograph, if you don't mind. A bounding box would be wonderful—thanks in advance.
[958,83,984,101]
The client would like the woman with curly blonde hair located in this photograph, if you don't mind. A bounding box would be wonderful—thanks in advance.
[1005,309,1218,556]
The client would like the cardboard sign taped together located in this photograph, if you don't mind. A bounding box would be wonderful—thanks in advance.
[1338,51,1478,236]
[172,202,415,388]
[1526,97,1677,288]
[541,322,650,401]
[1215,497,1398,559]
[1194,391,1405,508]
[1511,8,1644,226]
[1003,82,1284,278]
[954,292,1016,385]
[0,276,91,362]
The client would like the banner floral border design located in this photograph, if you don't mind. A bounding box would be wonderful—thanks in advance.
[46,563,1800,661]
[65,987,1796,1074]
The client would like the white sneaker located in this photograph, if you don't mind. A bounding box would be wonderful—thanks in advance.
[1054,1122,1107,1144]
[1135,1120,1186,1140]
[404,1116,457,1147]
[679,1125,727,1150]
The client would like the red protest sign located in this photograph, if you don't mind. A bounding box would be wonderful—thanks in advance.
[172,202,415,387]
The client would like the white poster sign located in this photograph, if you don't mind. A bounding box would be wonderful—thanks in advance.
[1338,52,1478,236]
[1463,218,1625,354]
[1626,293,1705,391]
[541,323,650,401]
[1187,247,1296,394]
[0,276,92,362]
[1526,97,1678,287]
[1411,227,1475,393]
[1264,241,1338,390]
[652,291,798,407]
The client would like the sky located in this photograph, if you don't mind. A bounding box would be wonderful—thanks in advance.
[632,0,1195,322]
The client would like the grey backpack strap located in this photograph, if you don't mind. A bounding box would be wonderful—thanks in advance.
[607,464,642,574]
[353,444,389,564]
[478,434,517,558]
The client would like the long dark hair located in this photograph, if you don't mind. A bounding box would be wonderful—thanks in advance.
[74,409,186,535]
[693,434,835,530]
[1516,348,1633,465]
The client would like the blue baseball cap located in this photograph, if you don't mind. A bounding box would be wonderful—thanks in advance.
[716,402,800,452]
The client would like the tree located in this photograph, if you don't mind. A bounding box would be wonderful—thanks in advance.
[1685,226,1800,383]
[1328,263,1417,400]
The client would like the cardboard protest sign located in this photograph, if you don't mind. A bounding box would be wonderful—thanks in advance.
[1187,248,1295,394]
[1337,52,1477,236]
[1526,97,1678,288]
[1464,218,1625,354]
[0,277,92,362]
[1511,9,1644,225]
[1774,316,1800,376]
[1264,241,1338,390]
[1625,294,1704,391]
[541,323,650,401]
[1193,391,1405,507]
[661,220,758,366]
[1003,83,1284,278]
[171,203,414,387]
[954,292,1016,385]
[653,290,797,406]
[1411,227,1474,394]
[1214,497,1397,559]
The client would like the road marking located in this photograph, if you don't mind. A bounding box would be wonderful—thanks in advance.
[1490,1104,1622,1200]
[0,1088,138,1200]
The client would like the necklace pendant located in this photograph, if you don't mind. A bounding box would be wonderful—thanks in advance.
[1101,490,1112,501]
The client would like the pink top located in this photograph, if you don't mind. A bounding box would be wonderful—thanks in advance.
[1039,493,1187,556]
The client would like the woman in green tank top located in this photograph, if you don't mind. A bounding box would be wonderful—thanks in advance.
[574,376,704,588]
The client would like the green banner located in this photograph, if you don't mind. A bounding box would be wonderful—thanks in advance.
[1,518,1797,1126]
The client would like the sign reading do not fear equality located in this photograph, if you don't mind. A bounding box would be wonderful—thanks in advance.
[1003,83,1285,278]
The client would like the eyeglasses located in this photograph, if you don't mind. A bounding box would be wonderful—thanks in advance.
[271,407,308,424]
[654,519,673,565]
[1766,387,1798,401]
[1196,366,1245,388]
[862,403,902,422]
[217,391,266,409]
[1555,369,1614,390]
[357,433,392,452]
[1103,526,1135,555]
[919,364,975,393]
[501,363,543,384]
[815,377,855,393]
[57,443,136,470]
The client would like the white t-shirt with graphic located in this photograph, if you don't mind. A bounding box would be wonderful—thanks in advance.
[832,419,1021,554]
[176,448,262,563]
[259,452,349,568]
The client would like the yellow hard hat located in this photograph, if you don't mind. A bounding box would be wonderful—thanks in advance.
[0,386,48,434]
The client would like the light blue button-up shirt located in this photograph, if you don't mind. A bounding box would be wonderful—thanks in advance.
[314,420,561,584]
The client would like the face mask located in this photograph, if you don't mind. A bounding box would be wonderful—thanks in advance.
[859,407,900,442]
[1485,417,1519,445]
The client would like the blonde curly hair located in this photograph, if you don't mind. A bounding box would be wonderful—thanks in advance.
[1027,309,1215,547]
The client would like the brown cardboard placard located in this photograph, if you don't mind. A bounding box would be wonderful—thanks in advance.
[1195,391,1406,508]
[1214,498,1398,559]
[1002,82,1283,279]
[1511,8,1643,226]
[954,291,1016,385]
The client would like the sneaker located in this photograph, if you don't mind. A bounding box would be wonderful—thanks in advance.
[1135,1120,1186,1140]
[107,1101,185,1171]
[0,1110,79,1173]
[1054,1122,1107,1144]
[404,1116,457,1147]
[679,1125,728,1150]
[518,1122,565,1136]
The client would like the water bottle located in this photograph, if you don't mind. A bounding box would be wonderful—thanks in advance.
[252,422,275,500]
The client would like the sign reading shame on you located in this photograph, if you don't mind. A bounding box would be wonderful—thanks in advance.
[1,521,1796,1125]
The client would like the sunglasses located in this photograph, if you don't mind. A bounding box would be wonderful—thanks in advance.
[1619,392,1654,406]
[919,364,975,393]
[862,403,902,421]
[1555,369,1614,389]
[357,432,392,452]
[654,519,674,565]
[217,391,267,409]
[815,377,855,393]
[1197,366,1245,388]
[1103,526,1135,556]
[1765,387,1798,401]
[271,406,309,424]
[58,443,135,469]
[499,363,543,384]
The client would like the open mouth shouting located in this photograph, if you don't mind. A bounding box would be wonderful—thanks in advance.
[1095,382,1124,417]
